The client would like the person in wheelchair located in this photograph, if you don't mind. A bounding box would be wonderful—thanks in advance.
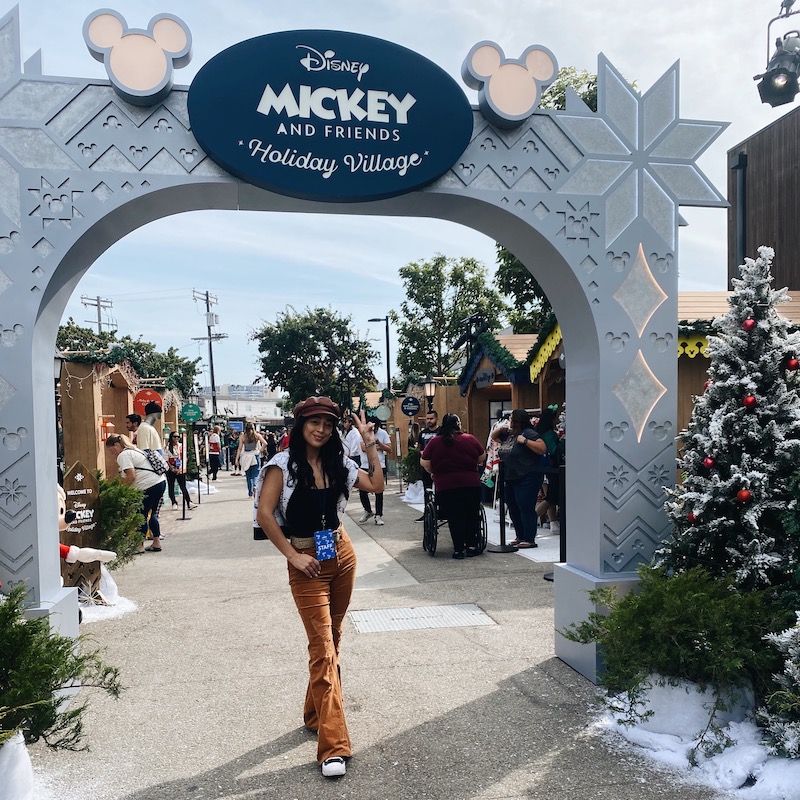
[420,413,486,559]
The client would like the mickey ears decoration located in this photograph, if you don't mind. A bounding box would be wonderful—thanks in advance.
[83,9,192,106]
[462,40,558,128]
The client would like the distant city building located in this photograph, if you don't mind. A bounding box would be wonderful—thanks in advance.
[198,383,286,422]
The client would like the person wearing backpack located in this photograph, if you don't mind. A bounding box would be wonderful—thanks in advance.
[105,433,167,553]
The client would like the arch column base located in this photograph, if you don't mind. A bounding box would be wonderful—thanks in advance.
[28,587,80,640]
[553,563,638,684]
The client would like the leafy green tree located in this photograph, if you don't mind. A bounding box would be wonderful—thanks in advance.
[56,318,117,352]
[539,66,598,112]
[390,253,507,381]
[56,319,200,396]
[251,306,378,408]
[494,244,552,334]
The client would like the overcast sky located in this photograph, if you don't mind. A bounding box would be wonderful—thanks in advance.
[20,0,794,387]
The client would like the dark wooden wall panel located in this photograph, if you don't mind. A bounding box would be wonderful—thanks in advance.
[728,107,800,289]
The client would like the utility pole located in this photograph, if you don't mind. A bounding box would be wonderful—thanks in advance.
[192,289,228,419]
[81,295,115,334]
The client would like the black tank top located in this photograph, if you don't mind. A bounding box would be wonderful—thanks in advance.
[284,482,343,538]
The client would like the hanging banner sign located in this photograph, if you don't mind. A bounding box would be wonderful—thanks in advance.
[187,30,474,202]
[475,369,496,389]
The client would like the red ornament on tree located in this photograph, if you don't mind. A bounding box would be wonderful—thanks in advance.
[737,489,752,504]
[703,457,716,469]
[743,395,757,409]
[742,318,756,332]
[787,357,800,371]
[687,511,697,524]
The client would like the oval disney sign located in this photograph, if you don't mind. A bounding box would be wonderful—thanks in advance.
[188,30,474,202]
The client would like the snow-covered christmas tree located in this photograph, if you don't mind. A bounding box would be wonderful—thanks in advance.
[661,246,800,592]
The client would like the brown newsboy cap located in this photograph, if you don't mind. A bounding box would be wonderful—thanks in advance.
[293,396,341,420]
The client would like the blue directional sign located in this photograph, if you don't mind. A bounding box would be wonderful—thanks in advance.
[401,396,421,416]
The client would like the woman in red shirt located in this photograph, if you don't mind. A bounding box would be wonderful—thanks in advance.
[420,414,486,559]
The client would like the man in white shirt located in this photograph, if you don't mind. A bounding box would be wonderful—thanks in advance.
[340,415,363,465]
[125,409,162,453]
[357,417,391,526]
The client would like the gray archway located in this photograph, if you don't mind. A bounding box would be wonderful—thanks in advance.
[0,7,726,680]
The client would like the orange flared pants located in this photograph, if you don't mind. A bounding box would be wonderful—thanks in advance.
[287,532,357,764]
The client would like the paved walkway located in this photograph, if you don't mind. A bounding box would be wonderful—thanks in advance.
[30,470,724,800]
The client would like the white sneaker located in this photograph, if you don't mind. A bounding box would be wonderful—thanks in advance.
[322,757,346,777]
[374,515,384,526]
[549,520,560,534]
[358,511,373,523]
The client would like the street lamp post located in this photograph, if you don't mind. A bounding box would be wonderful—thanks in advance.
[422,373,436,412]
[368,316,391,393]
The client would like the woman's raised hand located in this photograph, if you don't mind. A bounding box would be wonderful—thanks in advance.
[350,409,374,441]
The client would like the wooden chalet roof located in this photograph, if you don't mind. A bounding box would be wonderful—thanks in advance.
[678,291,800,324]
[493,334,538,362]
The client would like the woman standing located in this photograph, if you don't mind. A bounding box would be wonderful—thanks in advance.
[491,409,547,548]
[164,431,194,511]
[208,425,222,481]
[255,396,383,778]
[236,422,267,497]
[105,433,167,552]
[420,414,486,558]
[533,407,561,532]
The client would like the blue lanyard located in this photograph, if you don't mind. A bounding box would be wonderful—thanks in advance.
[317,473,328,529]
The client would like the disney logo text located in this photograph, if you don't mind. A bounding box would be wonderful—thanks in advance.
[297,45,370,82]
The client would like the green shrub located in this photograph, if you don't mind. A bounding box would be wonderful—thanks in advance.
[399,448,421,484]
[96,474,144,568]
[562,565,791,699]
[0,584,122,750]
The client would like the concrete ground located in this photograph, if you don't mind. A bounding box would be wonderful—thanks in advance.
[29,470,725,800]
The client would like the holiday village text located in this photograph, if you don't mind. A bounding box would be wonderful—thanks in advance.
[244,47,423,180]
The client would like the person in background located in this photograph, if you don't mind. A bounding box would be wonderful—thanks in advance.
[279,427,290,451]
[534,406,562,534]
[420,413,486,558]
[265,431,278,460]
[164,430,194,510]
[255,396,384,778]
[125,411,160,453]
[491,408,547,548]
[228,430,241,475]
[414,409,440,522]
[237,421,267,497]
[340,414,363,466]
[105,433,166,552]
[357,417,391,526]
[407,421,421,452]
[208,425,222,481]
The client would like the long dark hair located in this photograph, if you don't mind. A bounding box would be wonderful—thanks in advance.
[287,417,349,497]
[438,413,462,445]
[243,422,257,444]
[535,408,556,436]
[509,409,532,434]
[167,431,181,454]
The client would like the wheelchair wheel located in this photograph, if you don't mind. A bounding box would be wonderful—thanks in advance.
[422,496,438,555]
[476,504,488,553]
